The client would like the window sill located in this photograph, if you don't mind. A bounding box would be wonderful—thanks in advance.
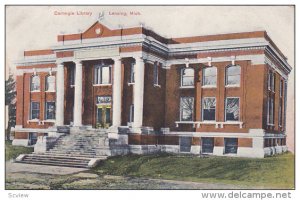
[180,86,194,89]
[128,82,135,86]
[175,121,243,129]
[27,119,39,123]
[93,84,112,87]
[201,85,216,89]
[153,84,161,88]
[45,90,55,93]
[43,119,56,123]
[30,90,40,93]
[70,85,75,88]
[267,124,275,127]
[225,85,240,88]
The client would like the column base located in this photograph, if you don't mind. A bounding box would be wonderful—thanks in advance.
[129,127,142,134]
[107,126,120,139]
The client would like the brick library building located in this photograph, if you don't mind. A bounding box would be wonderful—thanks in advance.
[13,20,292,164]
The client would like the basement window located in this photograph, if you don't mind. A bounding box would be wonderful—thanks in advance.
[224,138,238,154]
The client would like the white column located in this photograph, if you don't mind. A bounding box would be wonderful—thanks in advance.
[133,57,145,132]
[73,60,83,126]
[112,57,122,128]
[56,62,64,126]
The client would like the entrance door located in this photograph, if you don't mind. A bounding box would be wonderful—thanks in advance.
[96,106,111,129]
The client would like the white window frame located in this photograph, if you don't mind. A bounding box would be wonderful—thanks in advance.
[30,102,40,120]
[45,75,56,92]
[202,97,216,122]
[268,70,275,92]
[94,64,112,86]
[267,95,275,126]
[45,101,56,120]
[181,68,195,88]
[225,97,240,122]
[180,97,194,121]
[153,62,159,86]
[202,66,217,88]
[30,75,40,92]
[129,104,134,123]
[128,62,135,85]
[225,65,241,87]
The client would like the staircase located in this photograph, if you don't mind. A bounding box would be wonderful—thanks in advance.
[16,129,110,168]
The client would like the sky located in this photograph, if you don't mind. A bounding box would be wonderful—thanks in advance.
[5,5,295,151]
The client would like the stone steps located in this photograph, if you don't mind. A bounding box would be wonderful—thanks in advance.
[15,130,111,167]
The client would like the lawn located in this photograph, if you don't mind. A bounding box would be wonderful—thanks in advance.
[93,152,295,189]
[5,141,34,161]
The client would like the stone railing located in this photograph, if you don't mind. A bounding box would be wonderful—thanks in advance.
[34,135,63,153]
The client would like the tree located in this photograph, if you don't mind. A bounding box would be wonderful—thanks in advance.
[5,74,16,141]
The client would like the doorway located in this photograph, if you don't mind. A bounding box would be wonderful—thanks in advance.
[96,105,111,129]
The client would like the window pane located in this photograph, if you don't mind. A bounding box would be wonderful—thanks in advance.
[225,138,238,154]
[31,102,40,119]
[180,137,192,152]
[226,65,240,85]
[31,76,40,91]
[153,63,158,84]
[130,64,135,83]
[46,102,56,120]
[203,98,216,121]
[203,67,217,86]
[106,108,111,124]
[180,97,194,121]
[202,137,214,153]
[101,66,110,84]
[226,98,239,121]
[94,66,100,84]
[46,75,55,91]
[182,68,194,86]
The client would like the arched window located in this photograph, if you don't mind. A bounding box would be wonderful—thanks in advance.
[30,75,40,91]
[181,68,194,87]
[226,65,241,86]
[203,66,217,86]
[45,75,56,92]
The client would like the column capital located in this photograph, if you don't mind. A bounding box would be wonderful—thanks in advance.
[134,56,146,63]
[112,57,122,62]
[73,59,82,65]
[56,61,64,67]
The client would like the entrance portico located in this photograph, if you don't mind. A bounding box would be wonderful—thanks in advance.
[55,55,147,135]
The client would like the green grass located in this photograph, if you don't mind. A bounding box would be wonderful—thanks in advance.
[93,152,295,189]
[5,141,34,161]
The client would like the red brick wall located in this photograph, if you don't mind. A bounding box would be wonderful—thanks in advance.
[143,62,166,131]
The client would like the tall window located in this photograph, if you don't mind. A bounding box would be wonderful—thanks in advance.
[225,97,240,121]
[94,65,111,84]
[181,68,194,87]
[268,95,274,125]
[129,63,135,83]
[45,102,56,120]
[129,104,134,123]
[224,138,238,154]
[30,102,40,120]
[153,62,159,85]
[278,79,284,127]
[203,67,217,87]
[202,97,216,121]
[45,75,56,92]
[180,97,194,121]
[70,67,75,86]
[30,75,40,91]
[226,65,241,86]
[268,70,275,91]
